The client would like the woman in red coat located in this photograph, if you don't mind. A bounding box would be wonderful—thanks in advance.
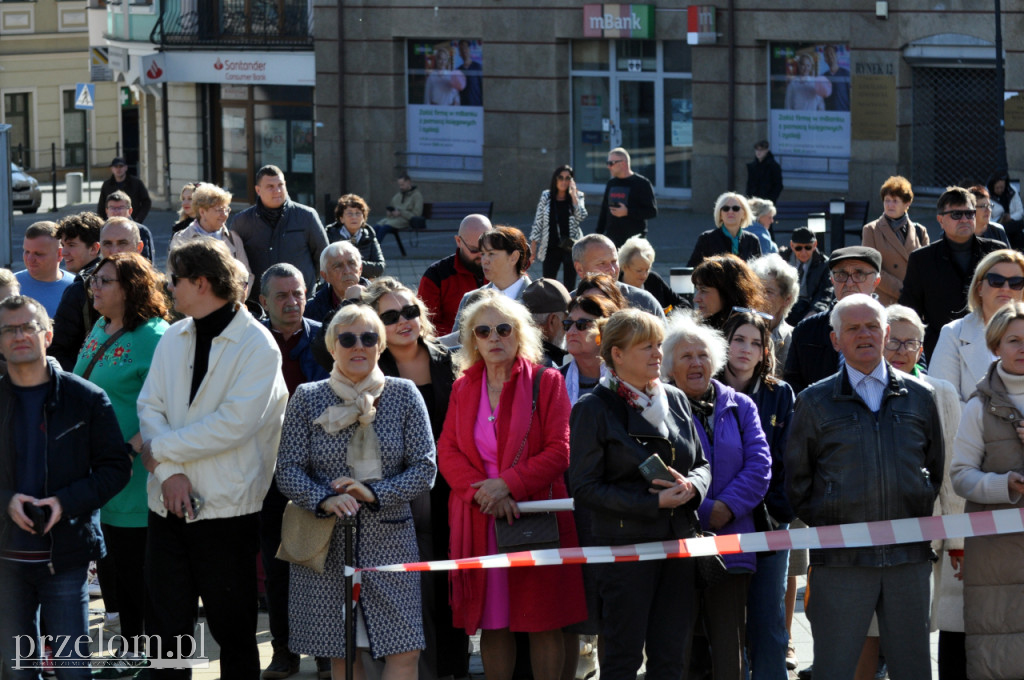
[438,289,586,680]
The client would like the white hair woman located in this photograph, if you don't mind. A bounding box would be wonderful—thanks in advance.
[750,253,799,374]
[618,236,684,312]
[746,197,779,255]
[687,192,762,267]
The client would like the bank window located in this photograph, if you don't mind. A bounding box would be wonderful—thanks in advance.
[4,92,32,169]
[62,89,87,168]
[615,40,656,72]
[572,41,609,71]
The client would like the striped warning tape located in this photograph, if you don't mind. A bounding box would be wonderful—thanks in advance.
[357,506,1024,574]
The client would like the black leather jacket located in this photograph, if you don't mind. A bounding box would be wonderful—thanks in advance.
[785,364,944,567]
[0,359,131,572]
[569,384,711,544]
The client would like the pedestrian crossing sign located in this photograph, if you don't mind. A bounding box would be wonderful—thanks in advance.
[75,83,95,110]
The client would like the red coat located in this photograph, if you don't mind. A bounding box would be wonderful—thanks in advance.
[437,357,586,633]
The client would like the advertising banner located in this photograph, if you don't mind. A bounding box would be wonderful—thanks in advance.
[406,40,483,157]
[769,43,851,158]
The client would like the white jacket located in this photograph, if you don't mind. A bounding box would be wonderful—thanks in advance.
[929,312,995,405]
[138,307,289,520]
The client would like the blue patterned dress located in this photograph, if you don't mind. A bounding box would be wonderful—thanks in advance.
[276,377,437,659]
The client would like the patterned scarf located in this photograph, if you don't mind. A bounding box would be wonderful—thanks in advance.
[687,382,717,445]
[600,369,669,432]
[313,365,387,482]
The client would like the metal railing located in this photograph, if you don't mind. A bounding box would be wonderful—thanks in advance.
[152,0,312,48]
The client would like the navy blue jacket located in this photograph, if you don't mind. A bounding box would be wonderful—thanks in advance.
[261,317,329,385]
[0,359,131,572]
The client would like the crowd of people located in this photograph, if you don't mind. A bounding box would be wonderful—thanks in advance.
[2,150,1023,680]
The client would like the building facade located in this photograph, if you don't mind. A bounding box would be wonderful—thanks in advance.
[315,1,1024,217]
[2,0,120,184]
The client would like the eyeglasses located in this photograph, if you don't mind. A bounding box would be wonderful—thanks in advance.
[884,338,922,353]
[984,273,1024,290]
[939,209,977,221]
[343,210,364,219]
[792,244,814,252]
[557,175,572,181]
[606,159,623,166]
[976,202,992,211]
[832,269,875,283]
[169,273,191,287]
[562,318,596,332]
[721,205,743,212]
[336,331,380,349]
[379,304,421,326]
[730,306,774,321]
[457,237,481,255]
[473,323,513,339]
[89,276,119,289]
[0,321,44,338]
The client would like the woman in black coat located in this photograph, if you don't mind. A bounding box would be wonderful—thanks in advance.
[364,277,468,680]
[569,309,711,680]
[688,192,762,267]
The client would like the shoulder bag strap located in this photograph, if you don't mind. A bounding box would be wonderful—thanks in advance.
[81,328,127,380]
[509,367,546,468]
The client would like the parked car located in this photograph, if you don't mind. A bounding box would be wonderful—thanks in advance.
[11,162,41,214]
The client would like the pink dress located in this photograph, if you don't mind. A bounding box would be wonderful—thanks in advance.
[474,377,510,629]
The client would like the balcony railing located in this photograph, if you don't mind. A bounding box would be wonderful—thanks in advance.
[152,0,313,49]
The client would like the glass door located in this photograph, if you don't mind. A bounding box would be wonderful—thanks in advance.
[615,79,657,186]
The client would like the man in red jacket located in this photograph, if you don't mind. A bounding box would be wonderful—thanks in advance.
[418,214,489,336]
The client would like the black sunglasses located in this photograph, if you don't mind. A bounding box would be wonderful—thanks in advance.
[938,209,977,221]
[562,318,596,332]
[169,273,190,287]
[379,304,420,326]
[792,244,814,252]
[721,205,743,212]
[984,273,1024,290]
[336,331,380,349]
[473,323,513,339]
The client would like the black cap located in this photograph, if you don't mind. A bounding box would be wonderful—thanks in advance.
[110,157,127,167]
[791,227,816,244]
[522,278,572,315]
[828,246,882,272]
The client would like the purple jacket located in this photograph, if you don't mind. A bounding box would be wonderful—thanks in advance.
[693,379,772,571]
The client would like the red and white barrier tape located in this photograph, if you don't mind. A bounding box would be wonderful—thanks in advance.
[358,506,1024,574]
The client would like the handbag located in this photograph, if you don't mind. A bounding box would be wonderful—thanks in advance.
[276,501,337,574]
[494,369,561,553]
[691,515,729,590]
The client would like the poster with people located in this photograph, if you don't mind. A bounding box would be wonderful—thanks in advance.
[768,43,851,158]
[407,39,483,156]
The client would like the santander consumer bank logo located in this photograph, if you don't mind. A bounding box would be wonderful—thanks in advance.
[146,61,163,80]
[214,58,224,70]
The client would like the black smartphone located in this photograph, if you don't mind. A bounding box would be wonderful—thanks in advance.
[23,503,51,535]
[639,454,675,485]
[386,206,395,211]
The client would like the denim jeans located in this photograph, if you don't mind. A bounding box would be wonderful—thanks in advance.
[0,560,91,680]
[745,541,791,680]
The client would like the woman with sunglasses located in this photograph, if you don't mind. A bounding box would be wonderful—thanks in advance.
[529,165,587,289]
[169,183,253,294]
[438,290,586,680]
[277,302,436,680]
[561,295,621,406]
[692,254,767,331]
[73,252,170,653]
[931,249,1024,405]
[860,175,930,306]
[363,277,469,680]
[661,312,772,680]
[717,311,796,680]
[687,192,762,267]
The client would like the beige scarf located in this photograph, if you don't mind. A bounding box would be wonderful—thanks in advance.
[313,366,387,482]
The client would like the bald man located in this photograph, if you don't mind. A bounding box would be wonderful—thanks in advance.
[417,214,490,336]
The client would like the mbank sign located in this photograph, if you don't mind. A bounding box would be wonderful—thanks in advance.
[583,4,655,39]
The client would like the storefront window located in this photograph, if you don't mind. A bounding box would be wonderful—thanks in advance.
[62,90,87,168]
[4,92,32,169]
[571,76,610,186]
[615,40,656,72]
[572,41,609,71]
[664,79,692,189]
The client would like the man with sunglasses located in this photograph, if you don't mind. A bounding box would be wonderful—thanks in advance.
[784,245,883,394]
[900,186,1003,360]
[779,227,833,325]
[522,278,572,367]
[138,239,289,679]
[596,147,657,247]
[418,214,490,336]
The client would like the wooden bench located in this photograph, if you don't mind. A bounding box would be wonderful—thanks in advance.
[392,201,494,255]
[772,200,871,249]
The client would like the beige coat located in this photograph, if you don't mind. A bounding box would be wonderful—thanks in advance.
[861,216,930,305]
